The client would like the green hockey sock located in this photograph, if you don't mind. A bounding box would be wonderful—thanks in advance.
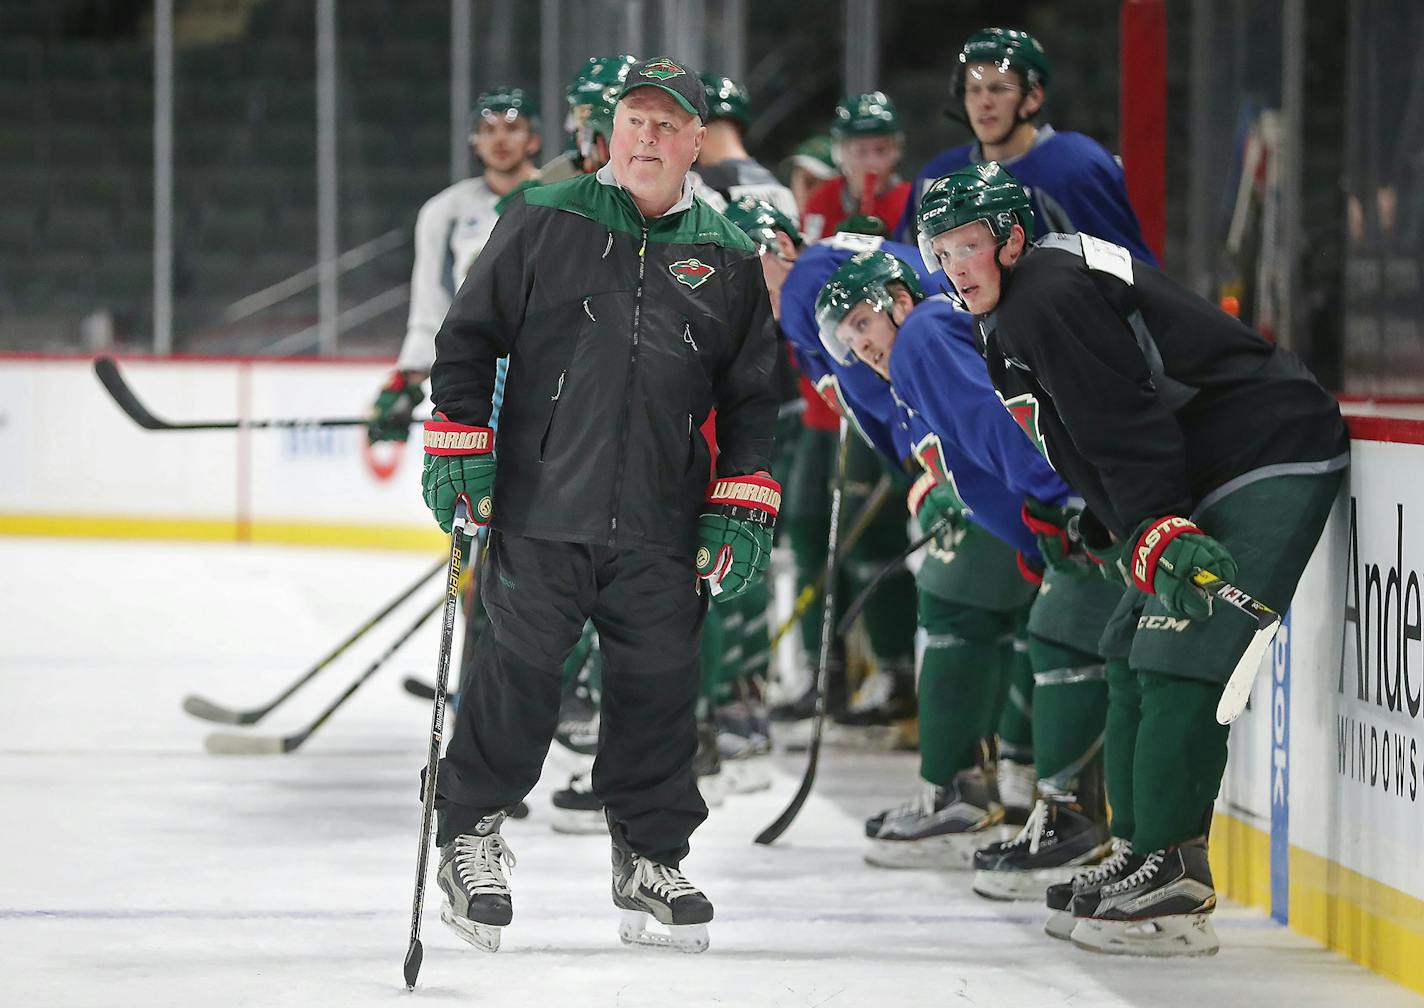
[916,593,1009,785]
[1104,658,1138,841]
[996,627,1034,763]
[1131,669,1230,852]
[1026,636,1107,792]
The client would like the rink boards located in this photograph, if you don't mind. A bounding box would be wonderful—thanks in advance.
[1,353,1422,995]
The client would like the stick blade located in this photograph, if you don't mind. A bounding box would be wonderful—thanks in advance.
[1216,615,1281,725]
[403,938,423,989]
[204,730,289,756]
[93,356,167,429]
[181,694,248,725]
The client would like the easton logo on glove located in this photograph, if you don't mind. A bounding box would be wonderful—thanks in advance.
[1132,515,1200,592]
[670,259,716,289]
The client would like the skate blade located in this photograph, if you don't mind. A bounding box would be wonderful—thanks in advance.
[549,808,607,835]
[1069,913,1220,957]
[971,861,1109,902]
[618,911,709,953]
[1044,910,1076,941]
[440,902,503,953]
[863,834,985,870]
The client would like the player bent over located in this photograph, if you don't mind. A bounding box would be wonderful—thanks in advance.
[420,59,779,954]
[917,164,1348,956]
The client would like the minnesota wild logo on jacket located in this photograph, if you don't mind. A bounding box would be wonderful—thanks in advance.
[669,259,715,289]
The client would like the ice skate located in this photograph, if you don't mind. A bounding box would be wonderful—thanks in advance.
[971,792,1112,901]
[552,678,600,762]
[549,772,605,834]
[1070,840,1220,957]
[864,770,1004,869]
[1044,838,1139,940]
[437,811,515,953]
[995,757,1037,830]
[610,819,713,953]
[694,721,726,808]
[716,700,772,794]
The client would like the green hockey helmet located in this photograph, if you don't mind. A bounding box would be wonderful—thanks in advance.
[917,161,1035,246]
[577,87,620,160]
[700,72,751,128]
[566,54,637,107]
[814,249,924,364]
[953,27,1050,98]
[722,196,802,254]
[830,91,901,139]
[472,86,534,127]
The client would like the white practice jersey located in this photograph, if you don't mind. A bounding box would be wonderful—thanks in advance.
[397,176,504,373]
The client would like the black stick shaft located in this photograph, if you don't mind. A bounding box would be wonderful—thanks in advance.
[183,555,445,725]
[405,506,478,989]
[836,515,951,637]
[756,419,850,845]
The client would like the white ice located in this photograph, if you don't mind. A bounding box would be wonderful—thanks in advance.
[1,537,1419,1008]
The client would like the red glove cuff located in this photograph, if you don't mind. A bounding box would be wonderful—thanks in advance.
[707,473,782,518]
[1131,515,1202,594]
[423,419,494,456]
[1021,501,1070,556]
[1015,551,1044,586]
[907,471,937,519]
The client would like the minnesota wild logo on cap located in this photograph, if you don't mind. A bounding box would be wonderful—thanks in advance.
[1001,392,1051,463]
[641,58,686,81]
[670,259,715,289]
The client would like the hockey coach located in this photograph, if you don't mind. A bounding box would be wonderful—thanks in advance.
[417,57,780,953]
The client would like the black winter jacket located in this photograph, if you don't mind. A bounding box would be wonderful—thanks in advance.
[430,167,778,557]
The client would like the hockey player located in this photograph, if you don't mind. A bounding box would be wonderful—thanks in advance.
[917,163,1348,956]
[801,92,913,242]
[367,86,541,445]
[694,73,799,220]
[539,54,637,182]
[813,248,1121,883]
[894,27,1153,265]
[781,135,837,211]
[421,59,779,955]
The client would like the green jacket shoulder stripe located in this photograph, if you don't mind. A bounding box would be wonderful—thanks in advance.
[524,173,757,253]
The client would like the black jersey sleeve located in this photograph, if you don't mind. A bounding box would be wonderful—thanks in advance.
[997,267,1193,534]
[712,256,778,477]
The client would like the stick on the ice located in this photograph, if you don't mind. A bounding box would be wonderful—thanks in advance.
[764,474,892,655]
[182,556,445,725]
[405,500,477,990]
[836,514,952,637]
[94,355,421,431]
[1196,568,1282,725]
[756,418,850,846]
[204,592,444,755]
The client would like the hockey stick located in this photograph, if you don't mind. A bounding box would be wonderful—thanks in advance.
[204,591,445,755]
[835,514,952,637]
[94,355,416,431]
[764,474,893,656]
[755,418,850,846]
[1198,568,1282,725]
[405,500,477,990]
[182,556,445,725]
[402,677,452,703]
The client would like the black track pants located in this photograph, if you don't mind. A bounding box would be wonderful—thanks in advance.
[434,531,708,865]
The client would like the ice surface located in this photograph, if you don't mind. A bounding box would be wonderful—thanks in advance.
[1,537,1419,1008]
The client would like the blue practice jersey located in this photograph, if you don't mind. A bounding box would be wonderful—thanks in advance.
[888,297,1074,557]
[780,235,944,463]
[894,126,1157,266]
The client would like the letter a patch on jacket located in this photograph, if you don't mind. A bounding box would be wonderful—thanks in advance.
[670,258,715,289]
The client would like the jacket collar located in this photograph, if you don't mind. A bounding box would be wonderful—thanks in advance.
[595,162,697,217]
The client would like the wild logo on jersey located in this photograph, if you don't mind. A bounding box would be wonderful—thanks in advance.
[1000,392,1051,464]
[670,258,715,289]
[911,433,968,560]
[640,59,686,80]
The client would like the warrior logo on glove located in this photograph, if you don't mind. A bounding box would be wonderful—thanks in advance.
[695,473,780,602]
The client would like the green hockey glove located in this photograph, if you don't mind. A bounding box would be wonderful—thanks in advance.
[695,474,780,603]
[421,416,495,533]
[1078,508,1129,587]
[1021,498,1086,575]
[907,470,965,537]
[367,370,425,444]
[1130,515,1239,620]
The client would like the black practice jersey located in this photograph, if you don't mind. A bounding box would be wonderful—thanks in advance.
[976,233,1349,539]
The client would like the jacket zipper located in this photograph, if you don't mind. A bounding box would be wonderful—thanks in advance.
[608,223,648,542]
